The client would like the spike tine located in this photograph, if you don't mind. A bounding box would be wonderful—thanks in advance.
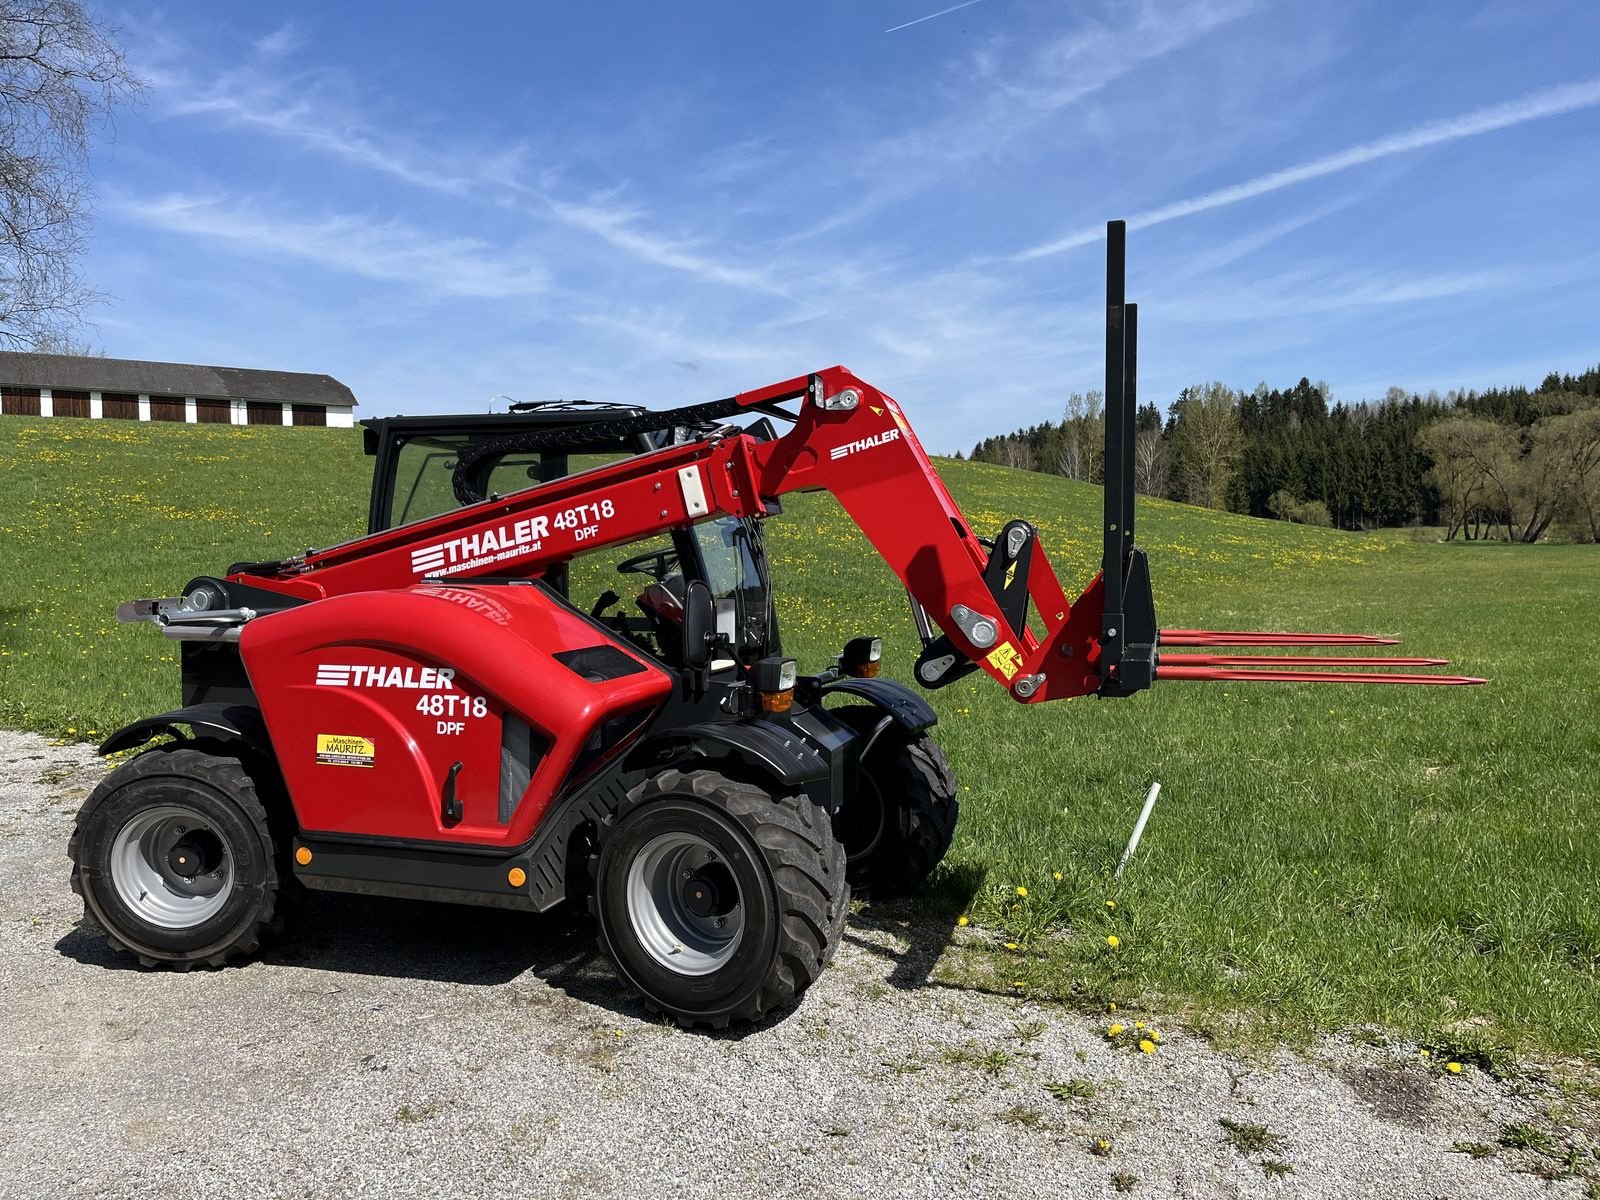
[1153,665,1485,686]
[1159,654,1449,668]
[1160,629,1401,647]
[1162,630,1400,644]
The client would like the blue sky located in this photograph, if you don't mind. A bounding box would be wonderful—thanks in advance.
[87,0,1599,451]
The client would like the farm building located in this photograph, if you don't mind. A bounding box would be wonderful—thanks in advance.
[0,352,356,428]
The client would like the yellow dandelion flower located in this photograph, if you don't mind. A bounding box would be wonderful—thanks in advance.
[1446,1062,1463,1074]
[1150,1031,1161,1043]
[1108,1002,1117,1013]
[1016,886,1028,898]
[1107,1023,1125,1036]
[1105,900,1116,909]
[1135,1021,1145,1030]
[1106,935,1120,949]
[1004,942,1019,950]
[1138,1039,1156,1054]
[957,915,970,927]
[1053,871,1063,881]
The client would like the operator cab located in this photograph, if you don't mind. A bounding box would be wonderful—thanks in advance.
[361,403,781,672]
[361,401,650,535]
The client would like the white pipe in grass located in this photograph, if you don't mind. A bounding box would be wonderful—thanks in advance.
[1115,782,1163,878]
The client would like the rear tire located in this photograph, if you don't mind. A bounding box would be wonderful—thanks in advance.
[591,768,847,1028]
[68,744,287,969]
[833,707,959,897]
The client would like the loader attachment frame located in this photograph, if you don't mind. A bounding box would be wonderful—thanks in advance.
[1098,219,1158,696]
[1094,220,1482,690]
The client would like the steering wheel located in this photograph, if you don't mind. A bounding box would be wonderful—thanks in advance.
[616,548,679,580]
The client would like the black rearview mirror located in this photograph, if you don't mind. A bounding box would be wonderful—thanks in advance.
[682,579,714,671]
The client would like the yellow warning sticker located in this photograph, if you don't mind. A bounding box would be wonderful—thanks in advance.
[315,733,375,768]
[985,642,1024,680]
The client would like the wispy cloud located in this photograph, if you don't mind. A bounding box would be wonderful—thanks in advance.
[792,0,1257,239]
[576,308,802,370]
[1016,77,1600,260]
[885,0,987,35]
[252,24,301,59]
[540,195,786,295]
[1171,192,1370,276]
[151,59,790,295]
[164,75,474,196]
[115,194,549,298]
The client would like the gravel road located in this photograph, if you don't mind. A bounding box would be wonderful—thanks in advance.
[0,728,1584,1200]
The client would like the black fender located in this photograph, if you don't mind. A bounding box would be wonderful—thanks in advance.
[626,720,829,788]
[99,702,275,759]
[814,676,937,734]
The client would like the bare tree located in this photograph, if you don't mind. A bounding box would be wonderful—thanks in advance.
[1419,418,1492,540]
[1132,426,1168,497]
[996,435,1034,472]
[1421,413,1581,543]
[1519,404,1600,544]
[1509,431,1567,544]
[0,1,141,348]
[1169,381,1241,509]
[29,326,102,353]
[1541,406,1600,542]
[1054,389,1104,481]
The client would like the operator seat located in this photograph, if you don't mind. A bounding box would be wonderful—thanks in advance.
[637,576,686,665]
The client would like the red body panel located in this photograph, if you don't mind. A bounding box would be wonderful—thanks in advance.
[239,584,671,847]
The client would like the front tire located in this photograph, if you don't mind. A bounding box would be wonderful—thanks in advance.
[591,768,847,1028]
[68,744,287,969]
[833,707,959,897]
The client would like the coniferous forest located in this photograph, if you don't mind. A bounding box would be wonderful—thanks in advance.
[965,364,1600,541]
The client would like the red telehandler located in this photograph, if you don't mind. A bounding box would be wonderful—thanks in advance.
[69,224,1481,1026]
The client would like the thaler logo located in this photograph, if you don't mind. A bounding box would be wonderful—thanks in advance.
[829,427,901,461]
[316,664,457,689]
[411,515,549,576]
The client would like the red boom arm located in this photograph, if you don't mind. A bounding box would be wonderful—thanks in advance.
[231,366,1481,700]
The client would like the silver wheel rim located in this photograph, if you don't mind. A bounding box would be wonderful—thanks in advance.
[109,805,235,929]
[625,831,744,975]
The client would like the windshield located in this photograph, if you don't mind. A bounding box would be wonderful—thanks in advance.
[694,517,776,663]
[384,433,636,531]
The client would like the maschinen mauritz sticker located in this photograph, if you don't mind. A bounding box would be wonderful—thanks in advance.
[315,734,375,768]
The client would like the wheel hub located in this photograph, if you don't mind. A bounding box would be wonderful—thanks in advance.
[110,805,234,928]
[625,832,745,976]
[681,862,736,919]
[165,832,221,880]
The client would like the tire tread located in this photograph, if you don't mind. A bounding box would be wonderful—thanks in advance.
[67,742,287,969]
[592,767,848,1028]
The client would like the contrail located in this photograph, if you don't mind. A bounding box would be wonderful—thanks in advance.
[1014,77,1600,260]
[885,0,986,34]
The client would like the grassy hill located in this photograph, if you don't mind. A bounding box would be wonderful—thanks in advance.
[1,414,1595,1059]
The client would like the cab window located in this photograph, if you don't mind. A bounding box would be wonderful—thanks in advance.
[564,532,687,664]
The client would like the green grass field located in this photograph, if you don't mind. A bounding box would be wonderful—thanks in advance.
[2,414,1595,1061]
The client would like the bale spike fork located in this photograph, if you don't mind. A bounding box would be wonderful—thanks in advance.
[1094,221,1484,694]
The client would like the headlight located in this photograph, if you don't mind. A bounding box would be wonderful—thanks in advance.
[753,656,798,713]
[841,636,882,678]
